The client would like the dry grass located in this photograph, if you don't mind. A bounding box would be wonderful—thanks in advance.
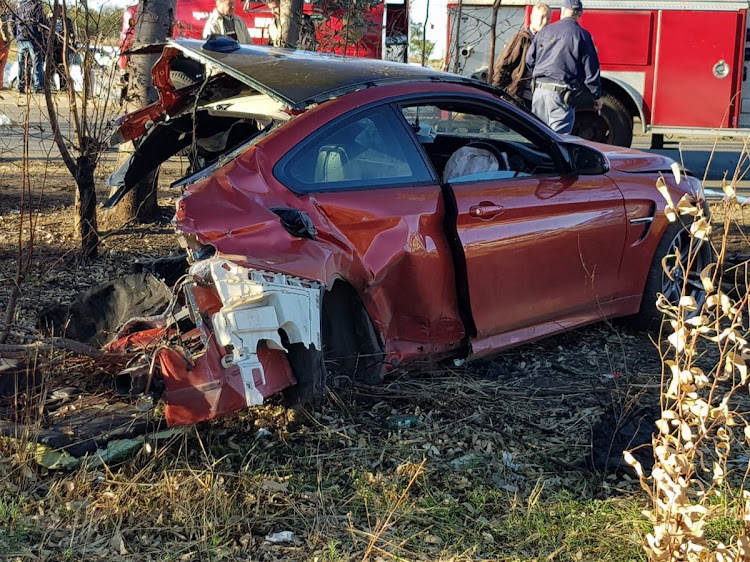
[1,178,748,559]
[0,368,654,561]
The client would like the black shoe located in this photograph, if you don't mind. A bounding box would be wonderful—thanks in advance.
[18,88,25,94]
[33,88,43,94]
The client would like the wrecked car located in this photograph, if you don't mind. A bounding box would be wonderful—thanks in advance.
[104,37,711,427]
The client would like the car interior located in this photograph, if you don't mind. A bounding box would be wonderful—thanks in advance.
[312,116,413,183]
[401,103,558,184]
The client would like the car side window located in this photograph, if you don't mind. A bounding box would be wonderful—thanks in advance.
[279,105,433,193]
[400,102,557,185]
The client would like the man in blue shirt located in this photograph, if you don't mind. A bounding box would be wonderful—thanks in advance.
[14,0,46,93]
[525,0,601,134]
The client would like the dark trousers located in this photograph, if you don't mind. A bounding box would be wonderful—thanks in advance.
[53,46,72,89]
[17,39,43,91]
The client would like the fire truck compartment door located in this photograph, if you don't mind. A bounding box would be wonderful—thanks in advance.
[652,10,743,129]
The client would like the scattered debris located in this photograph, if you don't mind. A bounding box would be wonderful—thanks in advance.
[0,351,180,470]
[264,531,295,544]
[384,414,420,430]
[38,273,172,347]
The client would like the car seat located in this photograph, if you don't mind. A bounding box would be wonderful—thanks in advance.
[314,145,348,183]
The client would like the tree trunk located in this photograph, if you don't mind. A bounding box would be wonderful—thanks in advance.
[108,0,175,226]
[487,0,502,85]
[278,0,303,48]
[452,0,464,73]
[76,156,99,260]
[111,140,160,224]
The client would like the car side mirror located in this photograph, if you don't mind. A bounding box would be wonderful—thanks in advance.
[562,143,608,175]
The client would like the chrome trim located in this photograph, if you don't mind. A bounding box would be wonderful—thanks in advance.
[629,216,654,224]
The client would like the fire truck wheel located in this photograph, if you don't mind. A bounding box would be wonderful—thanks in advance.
[573,93,633,147]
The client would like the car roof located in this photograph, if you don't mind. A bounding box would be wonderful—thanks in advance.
[170,38,481,110]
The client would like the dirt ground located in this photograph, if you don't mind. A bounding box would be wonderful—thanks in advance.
[0,159,749,560]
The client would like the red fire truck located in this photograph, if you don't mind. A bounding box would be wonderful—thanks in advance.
[121,0,408,63]
[447,0,750,148]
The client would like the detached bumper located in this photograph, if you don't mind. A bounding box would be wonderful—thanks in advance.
[110,257,323,426]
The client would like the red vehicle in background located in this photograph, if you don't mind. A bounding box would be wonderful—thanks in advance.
[120,0,408,66]
[447,0,750,148]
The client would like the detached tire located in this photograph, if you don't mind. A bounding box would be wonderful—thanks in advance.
[573,93,633,147]
[169,57,205,90]
[632,222,714,331]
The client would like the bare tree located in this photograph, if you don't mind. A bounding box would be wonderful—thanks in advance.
[32,0,123,260]
[451,0,463,73]
[486,0,502,84]
[107,0,175,225]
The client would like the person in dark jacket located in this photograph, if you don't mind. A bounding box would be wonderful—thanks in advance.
[525,0,601,134]
[14,0,46,93]
[52,16,74,90]
[492,3,549,108]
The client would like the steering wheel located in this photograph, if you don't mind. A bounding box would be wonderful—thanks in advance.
[465,141,509,171]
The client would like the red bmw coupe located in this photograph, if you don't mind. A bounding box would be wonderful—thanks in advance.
[107,38,710,426]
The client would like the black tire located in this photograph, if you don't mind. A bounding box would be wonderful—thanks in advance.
[321,283,385,386]
[282,343,326,406]
[282,282,385,406]
[632,222,714,331]
[169,57,205,90]
[170,70,201,90]
[573,93,633,147]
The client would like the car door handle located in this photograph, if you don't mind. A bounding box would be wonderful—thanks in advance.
[469,204,504,219]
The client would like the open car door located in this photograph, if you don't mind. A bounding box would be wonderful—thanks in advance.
[397,99,627,356]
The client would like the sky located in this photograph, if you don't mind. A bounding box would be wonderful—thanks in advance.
[409,0,448,60]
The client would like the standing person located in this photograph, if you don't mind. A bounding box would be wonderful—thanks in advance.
[14,0,46,93]
[0,5,13,89]
[202,0,251,44]
[525,0,601,134]
[492,3,550,109]
[52,15,74,91]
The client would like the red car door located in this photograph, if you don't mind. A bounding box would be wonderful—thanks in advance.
[275,104,467,363]
[398,100,627,350]
[453,174,626,342]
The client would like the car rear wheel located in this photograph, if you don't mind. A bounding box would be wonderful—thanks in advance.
[282,281,385,405]
[632,222,714,330]
[573,93,633,147]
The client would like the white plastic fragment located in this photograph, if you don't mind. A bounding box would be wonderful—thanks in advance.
[264,531,294,543]
[255,428,272,439]
[187,257,321,409]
